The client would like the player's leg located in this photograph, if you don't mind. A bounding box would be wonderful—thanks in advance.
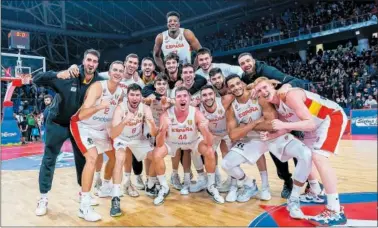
[180,150,192,195]
[110,146,126,217]
[171,149,183,190]
[132,154,145,190]
[217,139,232,193]
[197,140,224,204]
[79,147,101,222]
[255,154,271,200]
[94,154,103,192]
[97,150,115,198]
[123,148,139,197]
[145,151,159,197]
[153,144,170,205]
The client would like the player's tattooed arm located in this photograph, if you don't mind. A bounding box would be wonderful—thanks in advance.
[195,109,213,147]
[226,105,264,142]
[144,105,158,137]
[153,33,165,72]
[110,105,126,139]
[156,112,169,147]
[78,82,108,121]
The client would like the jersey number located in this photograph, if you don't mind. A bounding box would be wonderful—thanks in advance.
[178,134,187,140]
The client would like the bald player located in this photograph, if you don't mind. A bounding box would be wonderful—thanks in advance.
[154,11,201,72]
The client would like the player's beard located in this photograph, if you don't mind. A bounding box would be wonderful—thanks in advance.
[204,98,215,108]
[128,100,140,110]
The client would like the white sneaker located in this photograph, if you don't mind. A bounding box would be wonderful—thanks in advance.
[78,206,101,222]
[35,197,48,216]
[180,183,190,195]
[79,192,99,206]
[218,176,232,193]
[226,185,238,202]
[206,184,225,204]
[97,185,113,198]
[123,182,140,197]
[287,197,305,219]
[154,186,170,206]
[189,176,207,193]
[260,186,272,201]
[135,175,145,190]
[170,173,183,190]
[237,182,259,203]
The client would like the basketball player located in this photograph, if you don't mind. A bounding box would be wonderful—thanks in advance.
[254,77,348,226]
[199,85,235,192]
[208,67,229,96]
[223,74,272,203]
[153,11,201,72]
[139,57,157,85]
[70,61,124,221]
[153,87,224,205]
[238,52,309,198]
[196,48,243,82]
[109,83,158,216]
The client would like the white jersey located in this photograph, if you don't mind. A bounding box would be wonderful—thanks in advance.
[166,106,200,147]
[79,80,123,131]
[231,98,262,140]
[117,102,146,142]
[276,89,343,138]
[161,28,191,64]
[119,77,145,93]
[199,97,227,137]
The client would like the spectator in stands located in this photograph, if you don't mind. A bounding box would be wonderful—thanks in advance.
[19,114,28,145]
[364,95,377,108]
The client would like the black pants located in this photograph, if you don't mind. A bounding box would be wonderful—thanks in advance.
[39,118,86,194]
[132,154,143,175]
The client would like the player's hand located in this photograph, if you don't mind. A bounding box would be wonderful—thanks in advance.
[133,71,139,82]
[253,116,264,125]
[271,119,286,130]
[57,70,72,79]
[277,84,292,99]
[175,80,183,87]
[98,99,110,110]
[259,131,270,141]
[249,88,258,99]
[190,97,201,107]
[68,64,80,77]
[123,118,137,126]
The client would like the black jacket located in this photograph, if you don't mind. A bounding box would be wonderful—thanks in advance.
[33,65,105,126]
[241,60,307,88]
[142,74,207,99]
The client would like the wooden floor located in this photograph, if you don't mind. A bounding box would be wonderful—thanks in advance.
[1,139,377,226]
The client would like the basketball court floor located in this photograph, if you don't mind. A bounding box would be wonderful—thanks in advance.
[1,135,377,226]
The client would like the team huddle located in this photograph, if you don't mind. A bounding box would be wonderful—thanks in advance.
[35,11,349,227]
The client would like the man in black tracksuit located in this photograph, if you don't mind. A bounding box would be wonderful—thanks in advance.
[34,49,105,216]
[238,52,320,198]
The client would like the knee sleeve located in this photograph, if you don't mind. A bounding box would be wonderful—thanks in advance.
[192,152,204,171]
[283,140,312,183]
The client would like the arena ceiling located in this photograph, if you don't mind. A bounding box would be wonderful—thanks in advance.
[1,0,297,68]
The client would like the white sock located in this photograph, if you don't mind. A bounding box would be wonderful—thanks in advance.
[231,177,237,187]
[157,175,169,190]
[198,172,206,180]
[184,173,190,185]
[309,179,321,195]
[112,184,121,198]
[80,192,90,208]
[40,193,48,199]
[207,173,215,188]
[95,171,101,180]
[290,184,301,199]
[215,166,221,176]
[260,171,269,188]
[327,193,340,212]
[103,179,111,188]
[148,178,155,189]
[172,169,178,175]
[152,177,159,184]
[124,172,131,185]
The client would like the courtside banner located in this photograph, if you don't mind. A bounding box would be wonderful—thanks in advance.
[351,109,378,135]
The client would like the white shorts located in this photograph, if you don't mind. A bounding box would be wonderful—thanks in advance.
[229,139,268,164]
[113,138,154,162]
[70,121,112,154]
[303,110,348,157]
[213,135,232,152]
[267,133,305,162]
[165,137,202,157]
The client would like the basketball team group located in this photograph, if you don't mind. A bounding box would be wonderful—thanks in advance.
[33,11,348,226]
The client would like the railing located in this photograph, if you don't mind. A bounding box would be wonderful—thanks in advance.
[211,13,378,54]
